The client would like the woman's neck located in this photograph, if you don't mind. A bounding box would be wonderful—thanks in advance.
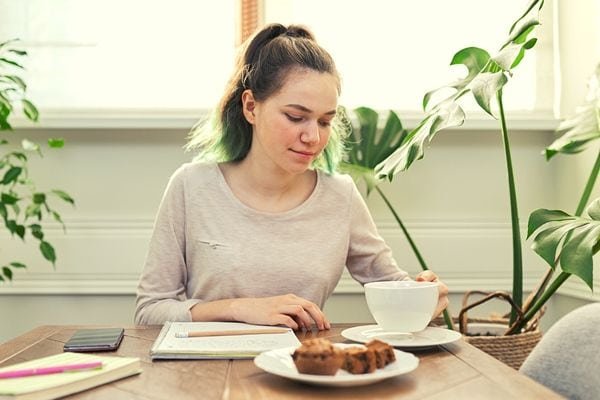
[219,158,316,213]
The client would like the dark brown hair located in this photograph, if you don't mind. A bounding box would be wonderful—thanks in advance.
[187,23,346,172]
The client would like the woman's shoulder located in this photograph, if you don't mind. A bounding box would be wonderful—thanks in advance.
[169,161,219,183]
[317,171,358,198]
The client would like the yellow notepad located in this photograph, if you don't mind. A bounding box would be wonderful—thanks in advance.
[0,352,141,400]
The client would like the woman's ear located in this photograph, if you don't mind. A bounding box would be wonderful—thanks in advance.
[241,90,256,124]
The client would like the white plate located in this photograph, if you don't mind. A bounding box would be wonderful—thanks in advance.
[342,325,462,349]
[254,343,418,387]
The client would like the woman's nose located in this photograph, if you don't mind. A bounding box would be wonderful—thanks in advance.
[301,121,320,144]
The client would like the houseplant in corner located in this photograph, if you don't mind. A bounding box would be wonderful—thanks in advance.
[0,39,74,282]
[506,62,600,334]
[375,0,545,368]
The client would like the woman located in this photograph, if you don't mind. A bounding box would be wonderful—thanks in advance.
[135,23,449,330]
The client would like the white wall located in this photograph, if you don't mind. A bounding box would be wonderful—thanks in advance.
[0,124,564,342]
[3,1,600,344]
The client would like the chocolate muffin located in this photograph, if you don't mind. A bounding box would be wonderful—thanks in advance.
[341,346,377,374]
[366,339,396,368]
[292,338,344,375]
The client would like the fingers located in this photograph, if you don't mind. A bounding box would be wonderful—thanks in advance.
[415,271,449,318]
[415,270,438,282]
[279,304,314,330]
[434,295,450,318]
[279,295,330,331]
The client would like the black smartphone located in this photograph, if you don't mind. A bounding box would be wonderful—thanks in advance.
[63,328,125,352]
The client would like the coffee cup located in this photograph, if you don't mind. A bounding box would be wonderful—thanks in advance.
[364,280,438,333]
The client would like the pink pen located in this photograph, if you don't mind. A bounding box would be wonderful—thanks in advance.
[0,361,103,379]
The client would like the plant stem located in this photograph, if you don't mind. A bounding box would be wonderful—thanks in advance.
[375,185,454,330]
[508,271,570,334]
[575,149,600,216]
[375,186,428,271]
[497,90,523,325]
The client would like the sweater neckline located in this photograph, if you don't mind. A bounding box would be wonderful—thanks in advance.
[213,163,322,217]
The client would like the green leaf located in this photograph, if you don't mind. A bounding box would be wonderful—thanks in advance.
[9,151,27,162]
[10,262,26,269]
[0,57,24,69]
[545,64,600,160]
[1,193,19,205]
[25,203,41,219]
[21,99,39,122]
[51,211,64,226]
[51,189,75,205]
[15,224,25,239]
[40,241,57,265]
[502,0,543,49]
[33,192,46,204]
[48,138,65,148]
[559,225,600,289]
[0,202,6,218]
[0,39,19,49]
[528,203,600,292]
[1,166,22,184]
[21,139,40,153]
[377,1,544,181]
[4,75,26,90]
[587,198,600,220]
[29,223,44,240]
[468,72,508,116]
[2,267,12,281]
[527,208,573,237]
[531,220,586,266]
[8,49,27,56]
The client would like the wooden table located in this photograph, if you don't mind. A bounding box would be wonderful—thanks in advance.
[0,325,562,399]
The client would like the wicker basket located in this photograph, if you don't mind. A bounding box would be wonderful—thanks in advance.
[455,291,543,370]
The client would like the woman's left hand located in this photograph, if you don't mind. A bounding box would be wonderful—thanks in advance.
[415,270,449,318]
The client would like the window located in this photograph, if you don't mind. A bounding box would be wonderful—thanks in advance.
[0,0,236,111]
[264,0,554,113]
[0,0,554,122]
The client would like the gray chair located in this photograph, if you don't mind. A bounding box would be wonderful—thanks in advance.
[520,302,600,400]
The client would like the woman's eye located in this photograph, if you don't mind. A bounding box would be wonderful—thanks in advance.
[319,120,332,127]
[285,114,303,122]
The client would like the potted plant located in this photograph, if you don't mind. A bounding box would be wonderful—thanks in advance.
[372,0,546,368]
[0,39,74,283]
[509,62,600,334]
[338,106,454,330]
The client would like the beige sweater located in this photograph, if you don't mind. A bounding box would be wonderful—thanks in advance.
[134,162,408,325]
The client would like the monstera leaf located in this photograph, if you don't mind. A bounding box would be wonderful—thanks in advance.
[339,107,408,194]
[528,199,600,289]
[545,64,600,160]
[376,0,543,179]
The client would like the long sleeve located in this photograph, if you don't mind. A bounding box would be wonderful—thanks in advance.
[345,182,410,284]
[134,166,200,325]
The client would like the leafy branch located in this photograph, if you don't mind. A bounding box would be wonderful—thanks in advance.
[0,39,74,282]
[375,0,545,327]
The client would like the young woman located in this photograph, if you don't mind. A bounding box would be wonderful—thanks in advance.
[135,23,449,330]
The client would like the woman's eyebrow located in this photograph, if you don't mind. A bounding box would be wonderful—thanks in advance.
[285,103,337,115]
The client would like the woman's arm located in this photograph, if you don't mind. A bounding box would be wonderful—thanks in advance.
[190,294,330,330]
[135,166,198,325]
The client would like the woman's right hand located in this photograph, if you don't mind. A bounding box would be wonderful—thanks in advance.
[228,294,331,331]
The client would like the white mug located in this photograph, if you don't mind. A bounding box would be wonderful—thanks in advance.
[365,280,438,333]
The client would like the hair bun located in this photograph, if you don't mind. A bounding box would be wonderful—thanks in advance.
[285,25,315,40]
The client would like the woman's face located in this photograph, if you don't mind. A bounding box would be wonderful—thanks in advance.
[242,68,338,176]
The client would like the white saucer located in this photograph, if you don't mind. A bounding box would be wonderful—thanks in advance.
[341,325,462,348]
[254,343,418,387]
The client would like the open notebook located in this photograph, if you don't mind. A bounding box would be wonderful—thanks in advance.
[151,321,301,360]
[0,352,141,400]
